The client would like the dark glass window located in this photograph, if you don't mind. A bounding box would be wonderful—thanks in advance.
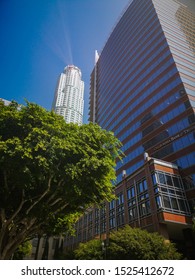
[128,199,136,207]
[138,181,143,193]
[127,186,135,199]
[173,177,182,188]
[139,201,150,216]
[129,207,137,221]
[117,193,124,205]
[143,179,148,190]
[117,212,124,226]
[165,174,173,186]
[158,173,166,185]
[152,173,157,185]
[95,209,99,218]
[171,197,179,210]
[137,179,147,193]
[131,187,135,197]
[155,196,162,209]
[109,217,116,228]
[163,196,171,208]
[109,200,115,210]
[95,223,99,235]
[178,199,186,212]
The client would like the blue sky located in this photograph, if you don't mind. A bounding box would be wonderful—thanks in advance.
[0,0,130,123]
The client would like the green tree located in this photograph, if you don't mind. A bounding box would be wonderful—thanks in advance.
[0,101,121,259]
[74,239,103,260]
[73,226,182,260]
[13,240,32,260]
[107,225,182,260]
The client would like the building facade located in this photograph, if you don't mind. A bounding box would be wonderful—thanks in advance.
[52,65,84,125]
[89,0,195,186]
[65,156,193,257]
[63,0,195,257]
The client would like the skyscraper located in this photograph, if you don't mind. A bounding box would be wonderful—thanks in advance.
[90,0,194,184]
[63,0,195,256]
[52,65,84,125]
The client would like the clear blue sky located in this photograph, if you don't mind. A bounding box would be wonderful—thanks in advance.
[0,0,130,123]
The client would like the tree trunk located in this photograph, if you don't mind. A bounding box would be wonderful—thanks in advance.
[0,218,38,259]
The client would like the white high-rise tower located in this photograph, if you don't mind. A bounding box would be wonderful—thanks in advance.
[52,65,84,125]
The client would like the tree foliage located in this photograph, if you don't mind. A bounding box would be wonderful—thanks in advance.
[74,239,103,260]
[13,240,32,260]
[0,101,121,259]
[74,226,182,260]
[107,226,182,260]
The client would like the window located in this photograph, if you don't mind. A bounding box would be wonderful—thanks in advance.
[84,215,87,226]
[100,221,106,233]
[139,201,150,216]
[163,196,171,208]
[170,197,179,210]
[117,193,124,205]
[138,181,143,193]
[127,186,135,199]
[154,171,190,214]
[178,199,187,212]
[137,179,148,193]
[158,173,166,185]
[88,227,92,238]
[165,174,173,186]
[95,209,99,218]
[143,179,147,190]
[88,212,93,223]
[95,223,99,235]
[109,217,116,228]
[117,212,124,227]
[109,200,115,210]
[128,207,137,221]
[173,176,182,188]
[155,196,162,209]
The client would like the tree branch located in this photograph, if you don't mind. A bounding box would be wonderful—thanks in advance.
[49,198,63,207]
[51,202,69,215]
[8,189,25,224]
[26,176,53,215]
[46,178,64,204]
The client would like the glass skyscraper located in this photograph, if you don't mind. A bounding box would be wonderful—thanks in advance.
[52,65,84,125]
[90,0,195,185]
[62,0,195,258]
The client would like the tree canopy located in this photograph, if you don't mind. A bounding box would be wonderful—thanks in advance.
[0,101,121,259]
[107,225,182,260]
[74,226,182,260]
[74,239,103,260]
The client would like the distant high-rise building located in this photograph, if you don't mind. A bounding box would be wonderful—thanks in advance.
[0,98,11,106]
[63,0,195,258]
[52,65,84,125]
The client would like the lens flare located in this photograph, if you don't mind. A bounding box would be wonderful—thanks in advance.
[43,0,73,65]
